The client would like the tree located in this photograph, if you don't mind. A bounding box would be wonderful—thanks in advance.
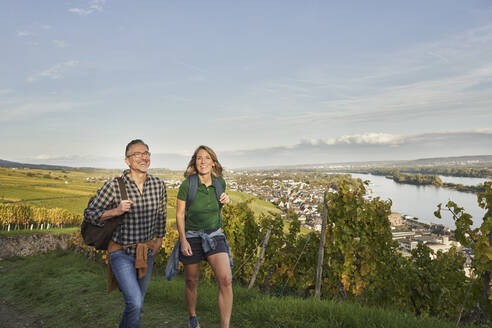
[435,181,492,321]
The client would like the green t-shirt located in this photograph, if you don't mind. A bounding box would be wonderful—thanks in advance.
[177,176,226,231]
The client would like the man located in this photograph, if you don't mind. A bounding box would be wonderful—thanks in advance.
[84,139,167,328]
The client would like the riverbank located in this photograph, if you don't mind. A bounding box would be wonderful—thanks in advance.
[349,173,487,229]
[388,173,489,194]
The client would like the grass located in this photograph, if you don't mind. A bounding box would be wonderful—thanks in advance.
[229,190,281,216]
[0,250,475,328]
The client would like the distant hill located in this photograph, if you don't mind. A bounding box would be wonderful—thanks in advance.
[3,154,492,171]
[0,158,179,174]
[242,155,492,170]
[317,155,492,170]
[405,155,492,166]
[0,159,73,170]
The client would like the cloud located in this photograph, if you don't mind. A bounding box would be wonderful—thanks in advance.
[215,114,258,123]
[68,8,93,16]
[21,152,189,170]
[34,154,80,161]
[232,23,492,133]
[0,89,14,95]
[16,31,33,37]
[27,60,79,82]
[214,130,492,168]
[248,58,492,128]
[23,154,125,169]
[11,130,492,169]
[159,129,491,169]
[427,51,450,64]
[336,133,405,145]
[53,40,68,48]
[299,133,405,147]
[0,100,84,122]
[172,58,206,73]
[69,0,106,16]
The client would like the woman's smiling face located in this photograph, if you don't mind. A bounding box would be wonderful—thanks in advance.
[195,148,214,176]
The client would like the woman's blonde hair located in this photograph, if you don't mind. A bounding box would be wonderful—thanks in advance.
[184,145,223,178]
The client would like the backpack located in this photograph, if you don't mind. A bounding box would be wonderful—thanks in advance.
[186,174,224,227]
[81,177,128,250]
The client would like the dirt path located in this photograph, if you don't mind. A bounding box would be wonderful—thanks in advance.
[0,299,41,328]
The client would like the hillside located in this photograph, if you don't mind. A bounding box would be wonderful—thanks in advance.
[243,155,492,170]
[0,159,72,170]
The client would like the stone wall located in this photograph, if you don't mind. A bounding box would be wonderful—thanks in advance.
[0,234,72,259]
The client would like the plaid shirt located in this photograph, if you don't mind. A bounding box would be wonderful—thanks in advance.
[84,170,167,257]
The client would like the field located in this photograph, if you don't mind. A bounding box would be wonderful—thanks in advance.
[0,167,280,227]
[0,167,114,214]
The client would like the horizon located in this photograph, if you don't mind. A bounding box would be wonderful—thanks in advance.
[2,153,492,171]
[2,1,492,168]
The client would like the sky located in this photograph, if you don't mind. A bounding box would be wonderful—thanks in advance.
[1,0,492,170]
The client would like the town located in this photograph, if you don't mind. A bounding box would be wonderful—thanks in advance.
[215,171,473,275]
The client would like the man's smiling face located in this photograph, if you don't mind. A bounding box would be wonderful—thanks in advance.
[125,143,151,173]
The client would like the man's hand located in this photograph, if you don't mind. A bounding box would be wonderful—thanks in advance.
[116,200,134,215]
[100,199,134,222]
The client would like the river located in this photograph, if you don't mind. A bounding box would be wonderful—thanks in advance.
[347,173,489,229]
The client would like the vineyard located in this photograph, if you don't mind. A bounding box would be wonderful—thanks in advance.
[0,167,112,230]
[221,181,492,325]
[0,203,82,230]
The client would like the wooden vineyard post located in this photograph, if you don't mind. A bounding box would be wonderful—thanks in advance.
[315,190,328,298]
[248,226,273,289]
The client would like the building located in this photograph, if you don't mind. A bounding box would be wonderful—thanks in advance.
[388,213,403,227]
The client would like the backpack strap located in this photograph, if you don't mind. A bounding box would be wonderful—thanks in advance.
[115,177,128,229]
[213,176,224,227]
[185,174,199,220]
[117,177,128,201]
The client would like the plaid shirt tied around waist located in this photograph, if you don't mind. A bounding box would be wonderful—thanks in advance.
[84,170,167,257]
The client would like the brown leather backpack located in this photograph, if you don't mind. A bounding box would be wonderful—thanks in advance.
[80,177,127,250]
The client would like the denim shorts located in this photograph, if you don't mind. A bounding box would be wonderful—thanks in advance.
[179,234,227,265]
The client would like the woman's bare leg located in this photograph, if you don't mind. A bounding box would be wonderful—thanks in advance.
[207,253,233,328]
[184,263,201,317]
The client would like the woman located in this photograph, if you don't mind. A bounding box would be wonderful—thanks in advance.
[176,145,232,328]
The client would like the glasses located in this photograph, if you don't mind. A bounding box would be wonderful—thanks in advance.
[127,151,151,158]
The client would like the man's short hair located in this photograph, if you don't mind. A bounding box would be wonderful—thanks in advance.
[125,139,149,157]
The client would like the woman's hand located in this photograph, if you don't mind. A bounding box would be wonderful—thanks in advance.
[180,239,193,256]
[219,192,230,205]
[153,237,163,254]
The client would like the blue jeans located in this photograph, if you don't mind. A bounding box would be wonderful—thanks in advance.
[109,249,154,328]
